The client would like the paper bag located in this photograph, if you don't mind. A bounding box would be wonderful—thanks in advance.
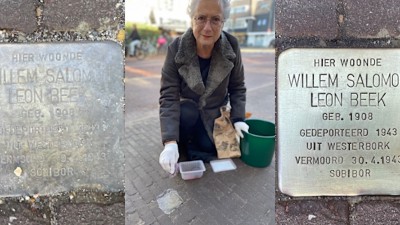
[213,106,241,159]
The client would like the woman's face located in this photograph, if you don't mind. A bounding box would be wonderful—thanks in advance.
[192,0,224,50]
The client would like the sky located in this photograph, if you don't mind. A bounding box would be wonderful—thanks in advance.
[125,0,189,23]
[125,0,155,23]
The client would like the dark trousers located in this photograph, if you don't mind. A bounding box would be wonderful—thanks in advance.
[179,101,217,162]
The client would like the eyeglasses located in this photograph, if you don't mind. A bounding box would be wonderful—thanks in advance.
[194,15,224,28]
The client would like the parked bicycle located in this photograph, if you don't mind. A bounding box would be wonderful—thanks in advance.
[126,40,150,60]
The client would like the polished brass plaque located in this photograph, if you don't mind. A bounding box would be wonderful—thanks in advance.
[0,42,124,196]
[278,48,400,196]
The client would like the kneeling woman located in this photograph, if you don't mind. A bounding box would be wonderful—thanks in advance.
[158,0,248,174]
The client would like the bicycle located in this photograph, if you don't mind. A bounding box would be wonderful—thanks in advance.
[127,40,150,60]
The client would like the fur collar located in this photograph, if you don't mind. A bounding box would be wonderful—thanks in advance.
[175,28,236,109]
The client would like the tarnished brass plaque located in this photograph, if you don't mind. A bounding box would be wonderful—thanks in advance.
[0,42,124,196]
[278,48,400,196]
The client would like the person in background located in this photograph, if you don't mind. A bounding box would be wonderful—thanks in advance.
[157,34,168,54]
[128,24,141,57]
[158,0,248,174]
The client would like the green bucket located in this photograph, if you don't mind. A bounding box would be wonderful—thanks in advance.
[240,119,275,168]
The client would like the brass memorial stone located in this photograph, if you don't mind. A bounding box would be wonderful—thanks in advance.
[0,42,124,196]
[278,48,400,196]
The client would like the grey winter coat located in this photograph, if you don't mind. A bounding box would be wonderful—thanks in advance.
[159,28,246,144]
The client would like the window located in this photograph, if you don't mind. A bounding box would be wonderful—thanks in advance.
[232,18,247,29]
[262,19,267,25]
[231,5,249,14]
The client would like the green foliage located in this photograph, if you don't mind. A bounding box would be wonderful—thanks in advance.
[125,22,160,44]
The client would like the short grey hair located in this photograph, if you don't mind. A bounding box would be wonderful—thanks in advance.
[187,0,231,20]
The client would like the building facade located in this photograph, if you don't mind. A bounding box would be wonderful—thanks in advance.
[225,0,275,47]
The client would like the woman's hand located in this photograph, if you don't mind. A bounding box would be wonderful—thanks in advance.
[159,142,179,174]
[234,121,249,138]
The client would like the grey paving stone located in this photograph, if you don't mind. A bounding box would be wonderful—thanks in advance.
[136,206,156,225]
[149,203,165,221]
[56,203,124,225]
[351,201,400,225]
[156,214,174,225]
[0,1,37,33]
[276,0,339,39]
[126,212,144,225]
[344,0,400,38]
[276,200,348,225]
[0,202,50,225]
[43,0,119,31]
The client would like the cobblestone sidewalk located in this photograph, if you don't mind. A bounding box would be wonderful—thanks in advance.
[125,115,275,225]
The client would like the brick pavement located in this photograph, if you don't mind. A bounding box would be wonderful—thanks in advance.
[125,114,275,225]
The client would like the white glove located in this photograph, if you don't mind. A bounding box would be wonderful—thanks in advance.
[234,121,249,138]
[159,143,179,174]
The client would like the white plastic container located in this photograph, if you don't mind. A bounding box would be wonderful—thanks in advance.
[210,159,237,173]
[179,160,206,180]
